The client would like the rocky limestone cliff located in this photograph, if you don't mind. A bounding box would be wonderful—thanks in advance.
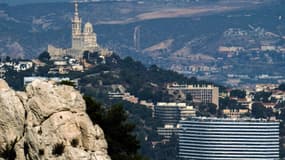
[0,79,111,160]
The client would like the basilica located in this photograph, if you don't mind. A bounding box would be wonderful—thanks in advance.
[48,0,109,60]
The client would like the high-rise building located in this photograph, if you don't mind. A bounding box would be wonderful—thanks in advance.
[134,26,141,51]
[154,102,195,125]
[178,117,280,160]
[167,83,219,107]
[154,102,195,139]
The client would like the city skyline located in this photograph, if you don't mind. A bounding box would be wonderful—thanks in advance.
[0,0,285,159]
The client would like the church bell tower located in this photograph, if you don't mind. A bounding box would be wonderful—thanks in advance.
[72,0,82,49]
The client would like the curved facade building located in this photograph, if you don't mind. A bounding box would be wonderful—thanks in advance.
[178,117,279,160]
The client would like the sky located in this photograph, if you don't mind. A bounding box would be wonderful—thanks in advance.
[2,0,278,6]
[1,0,70,5]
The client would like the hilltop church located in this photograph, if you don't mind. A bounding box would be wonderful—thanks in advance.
[48,0,110,60]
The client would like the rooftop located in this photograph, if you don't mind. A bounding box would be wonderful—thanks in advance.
[184,116,280,123]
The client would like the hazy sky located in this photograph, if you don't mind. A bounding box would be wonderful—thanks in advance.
[2,0,279,6]
[2,0,70,5]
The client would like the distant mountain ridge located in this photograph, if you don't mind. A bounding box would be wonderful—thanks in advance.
[2,0,274,6]
[2,0,68,5]
[0,0,276,57]
[0,0,284,85]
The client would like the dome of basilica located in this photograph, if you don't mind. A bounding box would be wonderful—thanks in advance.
[84,22,93,33]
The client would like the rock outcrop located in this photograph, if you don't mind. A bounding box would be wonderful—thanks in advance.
[0,79,111,160]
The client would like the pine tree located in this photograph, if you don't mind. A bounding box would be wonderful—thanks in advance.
[84,96,147,160]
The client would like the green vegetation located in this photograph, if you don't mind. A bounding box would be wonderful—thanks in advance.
[38,51,51,63]
[254,91,273,103]
[5,56,11,62]
[60,80,75,87]
[279,83,285,91]
[118,101,172,159]
[84,96,147,160]
[219,97,244,110]
[196,103,217,117]
[78,54,213,159]
[251,103,274,119]
[230,89,246,99]
[275,105,285,121]
[150,135,178,160]
[83,51,104,64]
[79,54,209,103]
[8,50,284,159]
[5,67,34,90]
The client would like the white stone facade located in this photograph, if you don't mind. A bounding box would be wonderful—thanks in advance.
[72,1,98,50]
[48,0,100,60]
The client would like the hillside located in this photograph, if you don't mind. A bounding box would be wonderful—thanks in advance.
[3,51,285,159]
[2,51,211,159]
[74,53,204,102]
[1,0,285,86]
[74,53,209,160]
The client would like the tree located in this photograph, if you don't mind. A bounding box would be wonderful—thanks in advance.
[5,56,11,62]
[219,97,244,110]
[251,103,273,119]
[279,83,285,91]
[254,92,272,102]
[152,135,178,160]
[38,51,50,63]
[277,108,285,122]
[60,80,75,87]
[84,96,104,123]
[83,96,146,160]
[103,104,141,159]
[83,51,102,64]
[230,89,246,99]
[197,103,217,117]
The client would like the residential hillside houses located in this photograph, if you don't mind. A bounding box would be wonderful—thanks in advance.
[222,84,285,118]
[0,60,33,73]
